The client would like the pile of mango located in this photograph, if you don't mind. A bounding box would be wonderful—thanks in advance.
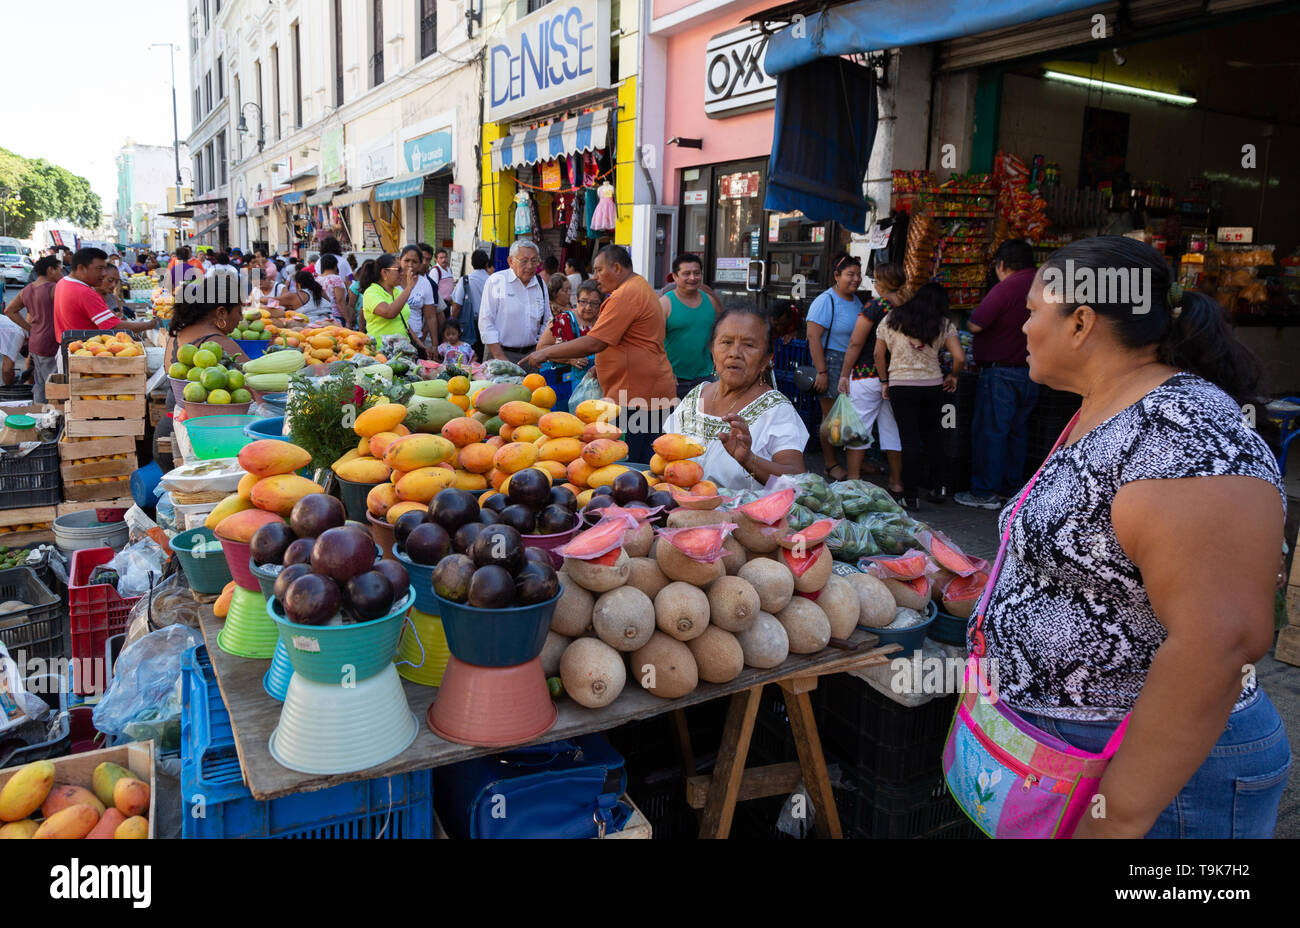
[203,440,322,540]
[271,325,386,364]
[0,759,150,839]
[67,333,144,359]
[0,522,52,535]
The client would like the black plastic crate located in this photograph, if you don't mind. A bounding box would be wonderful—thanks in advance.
[0,566,65,665]
[834,768,968,839]
[818,672,957,751]
[819,707,950,786]
[916,817,985,839]
[0,384,34,402]
[2,671,71,767]
[631,767,698,840]
[0,427,61,510]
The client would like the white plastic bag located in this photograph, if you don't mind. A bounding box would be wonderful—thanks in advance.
[92,625,201,752]
[0,642,47,736]
[106,537,168,599]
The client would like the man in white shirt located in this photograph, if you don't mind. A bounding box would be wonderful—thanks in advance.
[0,312,26,387]
[478,240,550,365]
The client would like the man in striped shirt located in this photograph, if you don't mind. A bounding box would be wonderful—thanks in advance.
[53,248,158,346]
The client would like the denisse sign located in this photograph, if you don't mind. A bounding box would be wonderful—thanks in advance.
[488,0,611,124]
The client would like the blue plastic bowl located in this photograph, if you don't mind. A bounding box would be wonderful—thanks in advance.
[234,338,268,359]
[869,600,938,653]
[392,546,438,615]
[258,393,289,417]
[243,416,287,441]
[267,588,416,684]
[434,585,561,667]
[130,459,163,508]
[929,607,969,646]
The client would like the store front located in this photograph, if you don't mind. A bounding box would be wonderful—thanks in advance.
[480,0,634,266]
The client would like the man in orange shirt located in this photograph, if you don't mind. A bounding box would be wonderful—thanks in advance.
[523,245,676,464]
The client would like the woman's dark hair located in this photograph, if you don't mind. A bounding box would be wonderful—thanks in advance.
[172,276,241,333]
[320,253,339,272]
[1040,236,1261,404]
[576,279,603,302]
[544,256,560,274]
[830,251,861,283]
[547,274,569,302]
[320,236,342,256]
[872,261,906,296]
[884,282,948,345]
[358,254,395,290]
[295,270,323,304]
[399,244,422,261]
[709,305,773,353]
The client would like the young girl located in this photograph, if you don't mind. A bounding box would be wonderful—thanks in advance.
[438,321,476,368]
[873,282,966,510]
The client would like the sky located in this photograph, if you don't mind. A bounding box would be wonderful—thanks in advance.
[0,0,193,213]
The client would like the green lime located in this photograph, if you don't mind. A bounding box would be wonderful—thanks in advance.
[201,368,228,391]
[186,366,203,382]
[201,341,223,359]
[183,382,208,403]
[226,370,245,389]
[168,362,189,379]
[207,389,232,405]
[230,388,252,404]
[192,349,217,368]
[178,344,197,365]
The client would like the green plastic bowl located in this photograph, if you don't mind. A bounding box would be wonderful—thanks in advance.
[171,527,233,594]
[184,414,261,459]
[268,588,416,684]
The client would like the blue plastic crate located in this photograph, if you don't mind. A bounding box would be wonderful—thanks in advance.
[180,644,435,839]
[774,371,822,449]
[772,338,810,372]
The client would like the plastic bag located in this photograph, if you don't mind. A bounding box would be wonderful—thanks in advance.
[831,479,904,518]
[765,472,834,515]
[655,523,736,563]
[124,572,201,650]
[92,625,202,752]
[787,503,817,532]
[820,393,872,449]
[0,643,47,736]
[862,549,935,581]
[107,537,168,599]
[482,358,527,379]
[556,512,639,560]
[826,520,881,560]
[568,368,602,414]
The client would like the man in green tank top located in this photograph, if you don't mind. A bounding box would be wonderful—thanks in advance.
[659,253,720,401]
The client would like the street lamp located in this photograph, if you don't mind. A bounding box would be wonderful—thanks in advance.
[237,103,266,154]
[151,43,182,208]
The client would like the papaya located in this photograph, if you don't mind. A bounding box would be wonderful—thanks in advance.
[0,759,55,822]
[204,493,253,530]
[238,439,312,479]
[250,473,327,516]
[33,805,100,839]
[353,402,408,438]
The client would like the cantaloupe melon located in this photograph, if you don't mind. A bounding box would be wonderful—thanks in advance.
[736,612,789,669]
[560,638,627,708]
[686,626,744,684]
[776,597,831,654]
[653,582,710,641]
[592,586,656,652]
[705,575,760,633]
[630,632,698,699]
[551,574,596,637]
[846,572,895,628]
[737,559,794,614]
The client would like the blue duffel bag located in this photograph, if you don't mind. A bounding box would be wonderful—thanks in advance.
[433,735,632,839]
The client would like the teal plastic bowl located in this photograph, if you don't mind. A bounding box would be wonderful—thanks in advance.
[184,414,260,459]
[268,588,416,684]
[870,600,939,653]
[434,585,561,667]
[249,558,281,600]
[930,607,969,646]
[392,546,438,614]
[172,527,233,594]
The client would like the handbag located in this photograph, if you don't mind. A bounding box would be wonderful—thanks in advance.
[794,295,837,393]
[432,735,632,839]
[942,410,1130,839]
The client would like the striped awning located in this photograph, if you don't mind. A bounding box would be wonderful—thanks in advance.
[335,187,376,208]
[307,186,340,207]
[490,108,612,173]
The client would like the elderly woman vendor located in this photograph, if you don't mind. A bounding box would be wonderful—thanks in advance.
[662,306,807,490]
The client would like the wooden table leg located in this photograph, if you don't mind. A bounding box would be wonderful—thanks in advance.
[672,708,697,778]
[781,681,843,839]
[699,686,763,839]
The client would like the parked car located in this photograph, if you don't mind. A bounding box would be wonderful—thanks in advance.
[1,254,33,288]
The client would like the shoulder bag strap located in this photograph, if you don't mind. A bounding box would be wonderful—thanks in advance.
[971,409,1082,658]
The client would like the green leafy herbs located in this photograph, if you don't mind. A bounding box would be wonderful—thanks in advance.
[285,366,380,471]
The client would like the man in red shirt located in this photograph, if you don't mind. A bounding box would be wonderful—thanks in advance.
[4,256,62,402]
[53,248,158,353]
[955,240,1040,509]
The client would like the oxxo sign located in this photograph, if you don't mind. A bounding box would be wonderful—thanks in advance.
[705,25,777,117]
[488,0,611,123]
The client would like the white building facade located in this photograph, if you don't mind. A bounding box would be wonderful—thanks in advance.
[114,141,193,252]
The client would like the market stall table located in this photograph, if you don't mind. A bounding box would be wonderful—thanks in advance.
[196,605,900,838]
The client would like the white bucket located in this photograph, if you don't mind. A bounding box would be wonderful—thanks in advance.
[53,510,130,555]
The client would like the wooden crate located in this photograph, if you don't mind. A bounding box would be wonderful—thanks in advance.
[0,504,57,548]
[148,399,167,427]
[69,371,148,396]
[58,434,137,462]
[66,349,147,378]
[67,395,147,421]
[60,456,136,483]
[63,477,133,503]
[56,498,134,516]
[0,740,156,837]
[44,377,70,402]
[65,416,146,439]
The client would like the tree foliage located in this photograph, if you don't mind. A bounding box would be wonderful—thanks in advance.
[0,146,101,239]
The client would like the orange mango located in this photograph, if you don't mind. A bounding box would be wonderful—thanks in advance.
[587,464,630,488]
[580,421,623,444]
[215,509,285,543]
[33,805,99,839]
[368,431,403,460]
[663,460,704,489]
[649,453,667,475]
[652,433,706,462]
[493,441,540,474]
[513,424,543,444]
[581,439,628,469]
[441,417,488,448]
[386,501,429,525]
[533,460,568,481]
[214,581,236,618]
[538,411,584,439]
[250,474,327,516]
[450,470,489,492]
[498,401,546,428]
[238,440,312,479]
[566,458,597,487]
[458,443,496,474]
[574,399,620,424]
[367,483,401,518]
[236,472,259,501]
[384,434,455,472]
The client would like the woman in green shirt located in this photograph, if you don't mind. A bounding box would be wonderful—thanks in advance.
[360,254,415,338]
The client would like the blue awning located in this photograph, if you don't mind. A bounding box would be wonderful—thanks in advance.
[375,173,429,202]
[763,0,1104,75]
[490,108,612,173]
[280,191,306,204]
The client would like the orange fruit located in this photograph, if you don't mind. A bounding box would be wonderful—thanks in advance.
[522,373,547,391]
[447,393,471,411]
[530,386,556,410]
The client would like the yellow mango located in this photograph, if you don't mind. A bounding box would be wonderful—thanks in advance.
[354,402,408,438]
[204,493,253,530]
[250,473,327,516]
[587,464,630,488]
[538,411,584,439]
[395,467,458,503]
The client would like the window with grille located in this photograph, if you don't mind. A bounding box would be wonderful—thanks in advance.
[271,44,281,140]
[333,0,344,106]
[217,132,227,185]
[420,0,436,59]
[371,0,384,86]
[292,23,303,128]
[216,55,224,99]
